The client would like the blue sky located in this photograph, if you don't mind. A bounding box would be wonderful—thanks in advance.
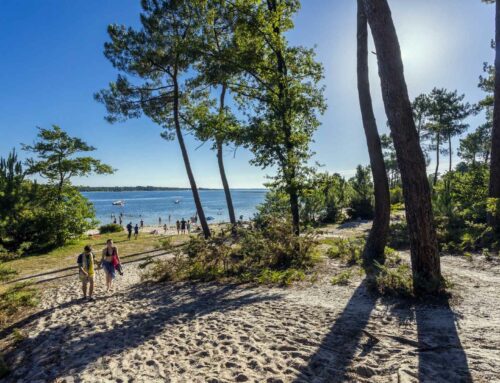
[0,0,495,188]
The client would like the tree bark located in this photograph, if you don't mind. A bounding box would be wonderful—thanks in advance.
[356,0,390,264]
[217,84,237,230]
[363,0,441,295]
[433,133,440,185]
[173,73,211,238]
[489,0,500,232]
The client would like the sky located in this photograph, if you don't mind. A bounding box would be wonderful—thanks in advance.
[0,0,495,188]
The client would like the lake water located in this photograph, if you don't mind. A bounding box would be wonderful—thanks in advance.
[82,189,267,226]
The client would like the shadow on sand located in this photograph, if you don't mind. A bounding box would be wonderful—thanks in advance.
[293,279,472,382]
[4,282,282,382]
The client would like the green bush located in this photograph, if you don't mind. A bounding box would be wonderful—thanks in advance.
[370,261,413,298]
[331,270,352,285]
[326,237,365,266]
[144,218,318,286]
[99,223,124,234]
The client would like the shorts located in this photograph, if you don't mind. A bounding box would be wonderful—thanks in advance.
[80,273,94,283]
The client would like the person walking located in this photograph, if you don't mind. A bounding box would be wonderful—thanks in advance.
[187,220,191,234]
[176,220,180,235]
[181,218,186,234]
[134,224,139,240]
[100,239,121,292]
[77,245,95,300]
[126,222,133,240]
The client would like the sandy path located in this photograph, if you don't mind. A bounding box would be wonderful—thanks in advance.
[2,250,500,382]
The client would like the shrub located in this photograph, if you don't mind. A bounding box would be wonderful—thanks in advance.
[326,237,365,266]
[99,223,123,234]
[144,218,318,286]
[371,261,413,298]
[331,270,352,285]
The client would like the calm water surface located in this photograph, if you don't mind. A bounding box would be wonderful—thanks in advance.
[82,189,267,226]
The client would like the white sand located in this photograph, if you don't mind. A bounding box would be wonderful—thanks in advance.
[2,239,500,382]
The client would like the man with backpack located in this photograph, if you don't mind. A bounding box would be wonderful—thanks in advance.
[77,245,95,301]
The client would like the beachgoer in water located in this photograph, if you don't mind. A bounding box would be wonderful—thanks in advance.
[77,245,95,300]
[134,224,139,239]
[126,222,133,239]
[100,239,121,291]
[163,223,167,234]
[159,217,162,226]
[113,217,117,224]
[181,218,186,234]
[187,220,191,234]
[176,220,180,235]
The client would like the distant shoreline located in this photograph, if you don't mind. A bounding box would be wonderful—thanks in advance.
[77,186,267,192]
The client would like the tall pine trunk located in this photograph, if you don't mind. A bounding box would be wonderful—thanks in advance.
[363,0,441,295]
[173,74,211,238]
[489,0,500,232]
[267,0,300,236]
[356,0,390,264]
[433,133,440,185]
[217,84,237,229]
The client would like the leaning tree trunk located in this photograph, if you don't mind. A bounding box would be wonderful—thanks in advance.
[217,84,237,229]
[433,133,440,186]
[363,0,441,295]
[357,0,390,264]
[489,0,500,232]
[173,74,211,238]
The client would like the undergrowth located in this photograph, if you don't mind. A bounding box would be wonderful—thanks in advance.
[0,282,39,327]
[143,218,318,287]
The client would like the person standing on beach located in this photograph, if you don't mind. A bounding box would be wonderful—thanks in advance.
[100,239,121,291]
[113,217,117,224]
[140,219,144,229]
[126,222,133,240]
[159,217,162,226]
[119,216,122,226]
[181,218,186,234]
[176,220,180,235]
[168,214,171,228]
[134,224,139,239]
[163,223,167,234]
[77,245,95,300]
[187,220,191,234]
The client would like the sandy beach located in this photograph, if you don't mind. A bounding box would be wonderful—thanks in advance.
[1,239,499,382]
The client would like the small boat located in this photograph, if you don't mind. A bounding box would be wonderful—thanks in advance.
[112,200,125,206]
[175,199,180,204]
[207,216,215,221]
